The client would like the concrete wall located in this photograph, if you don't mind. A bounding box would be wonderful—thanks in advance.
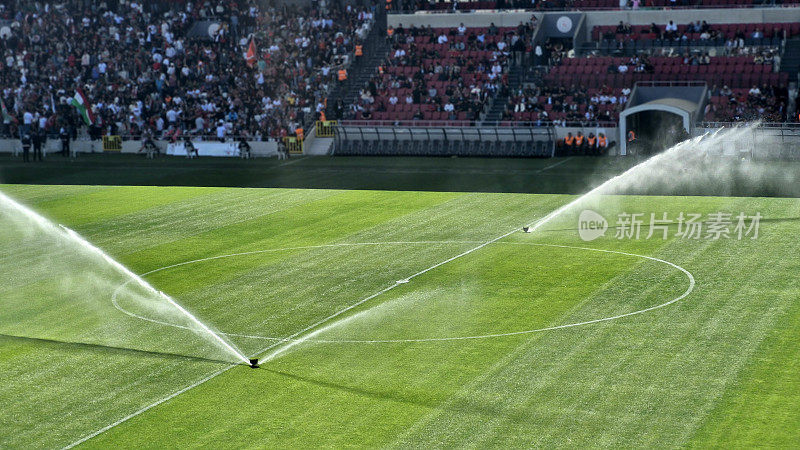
[0,139,279,157]
[390,10,542,28]
[389,7,800,28]
[584,6,800,27]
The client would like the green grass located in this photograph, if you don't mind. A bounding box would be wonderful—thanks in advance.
[3,153,800,197]
[1,183,799,448]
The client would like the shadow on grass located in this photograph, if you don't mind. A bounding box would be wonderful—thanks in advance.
[265,367,527,422]
[0,333,236,365]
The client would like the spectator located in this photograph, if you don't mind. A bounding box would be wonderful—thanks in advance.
[665,21,678,40]
[0,0,374,141]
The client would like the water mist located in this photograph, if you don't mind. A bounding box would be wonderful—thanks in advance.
[0,190,249,365]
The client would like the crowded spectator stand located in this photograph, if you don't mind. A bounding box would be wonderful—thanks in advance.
[0,0,374,144]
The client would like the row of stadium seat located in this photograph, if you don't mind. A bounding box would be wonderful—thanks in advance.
[543,71,787,87]
[592,22,800,41]
[560,55,774,65]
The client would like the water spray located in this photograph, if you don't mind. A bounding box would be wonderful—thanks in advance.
[0,191,251,366]
[252,125,766,364]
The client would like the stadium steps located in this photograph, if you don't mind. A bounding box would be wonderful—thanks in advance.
[327,11,390,119]
[481,65,523,126]
[780,39,800,79]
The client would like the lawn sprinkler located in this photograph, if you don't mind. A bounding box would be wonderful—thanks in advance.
[249,358,260,369]
[522,226,531,233]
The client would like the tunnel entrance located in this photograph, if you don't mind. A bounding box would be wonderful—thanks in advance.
[625,109,689,156]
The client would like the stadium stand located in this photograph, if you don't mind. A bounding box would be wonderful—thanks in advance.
[1,1,799,157]
[342,21,537,125]
[0,0,373,141]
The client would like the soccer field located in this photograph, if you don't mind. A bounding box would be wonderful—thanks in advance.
[1,183,799,448]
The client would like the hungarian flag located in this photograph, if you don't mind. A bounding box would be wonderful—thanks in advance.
[245,38,257,68]
[70,90,94,126]
[0,99,16,124]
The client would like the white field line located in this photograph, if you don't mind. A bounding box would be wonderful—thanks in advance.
[81,231,694,447]
[70,234,517,448]
[63,307,318,449]
[537,157,573,172]
[111,241,694,344]
[275,155,307,167]
[62,365,234,449]
[253,230,529,363]
[74,229,524,447]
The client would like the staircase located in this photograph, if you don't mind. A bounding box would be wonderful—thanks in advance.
[780,39,800,79]
[481,64,524,126]
[326,11,390,120]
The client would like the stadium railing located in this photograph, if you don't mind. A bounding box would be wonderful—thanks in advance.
[340,119,618,128]
[316,121,339,138]
[389,2,800,12]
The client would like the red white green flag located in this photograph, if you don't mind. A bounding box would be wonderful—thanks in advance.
[70,90,94,126]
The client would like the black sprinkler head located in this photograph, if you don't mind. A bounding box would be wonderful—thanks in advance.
[249,358,260,369]
[523,227,530,233]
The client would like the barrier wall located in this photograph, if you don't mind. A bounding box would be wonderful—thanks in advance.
[388,7,800,28]
[0,139,280,157]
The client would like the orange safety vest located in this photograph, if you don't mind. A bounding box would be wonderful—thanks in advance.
[627,130,636,142]
[296,128,304,140]
[355,45,363,57]
[598,136,608,147]
[337,69,347,81]
[387,27,394,37]
[319,111,327,122]
[575,135,584,146]
[564,136,575,145]
[587,136,596,146]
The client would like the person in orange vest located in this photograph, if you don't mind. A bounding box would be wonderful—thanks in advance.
[586,132,597,156]
[598,132,609,155]
[627,129,636,142]
[560,132,575,156]
[295,127,304,141]
[387,26,394,40]
[354,44,363,58]
[319,110,327,122]
[337,68,347,81]
[574,131,585,155]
